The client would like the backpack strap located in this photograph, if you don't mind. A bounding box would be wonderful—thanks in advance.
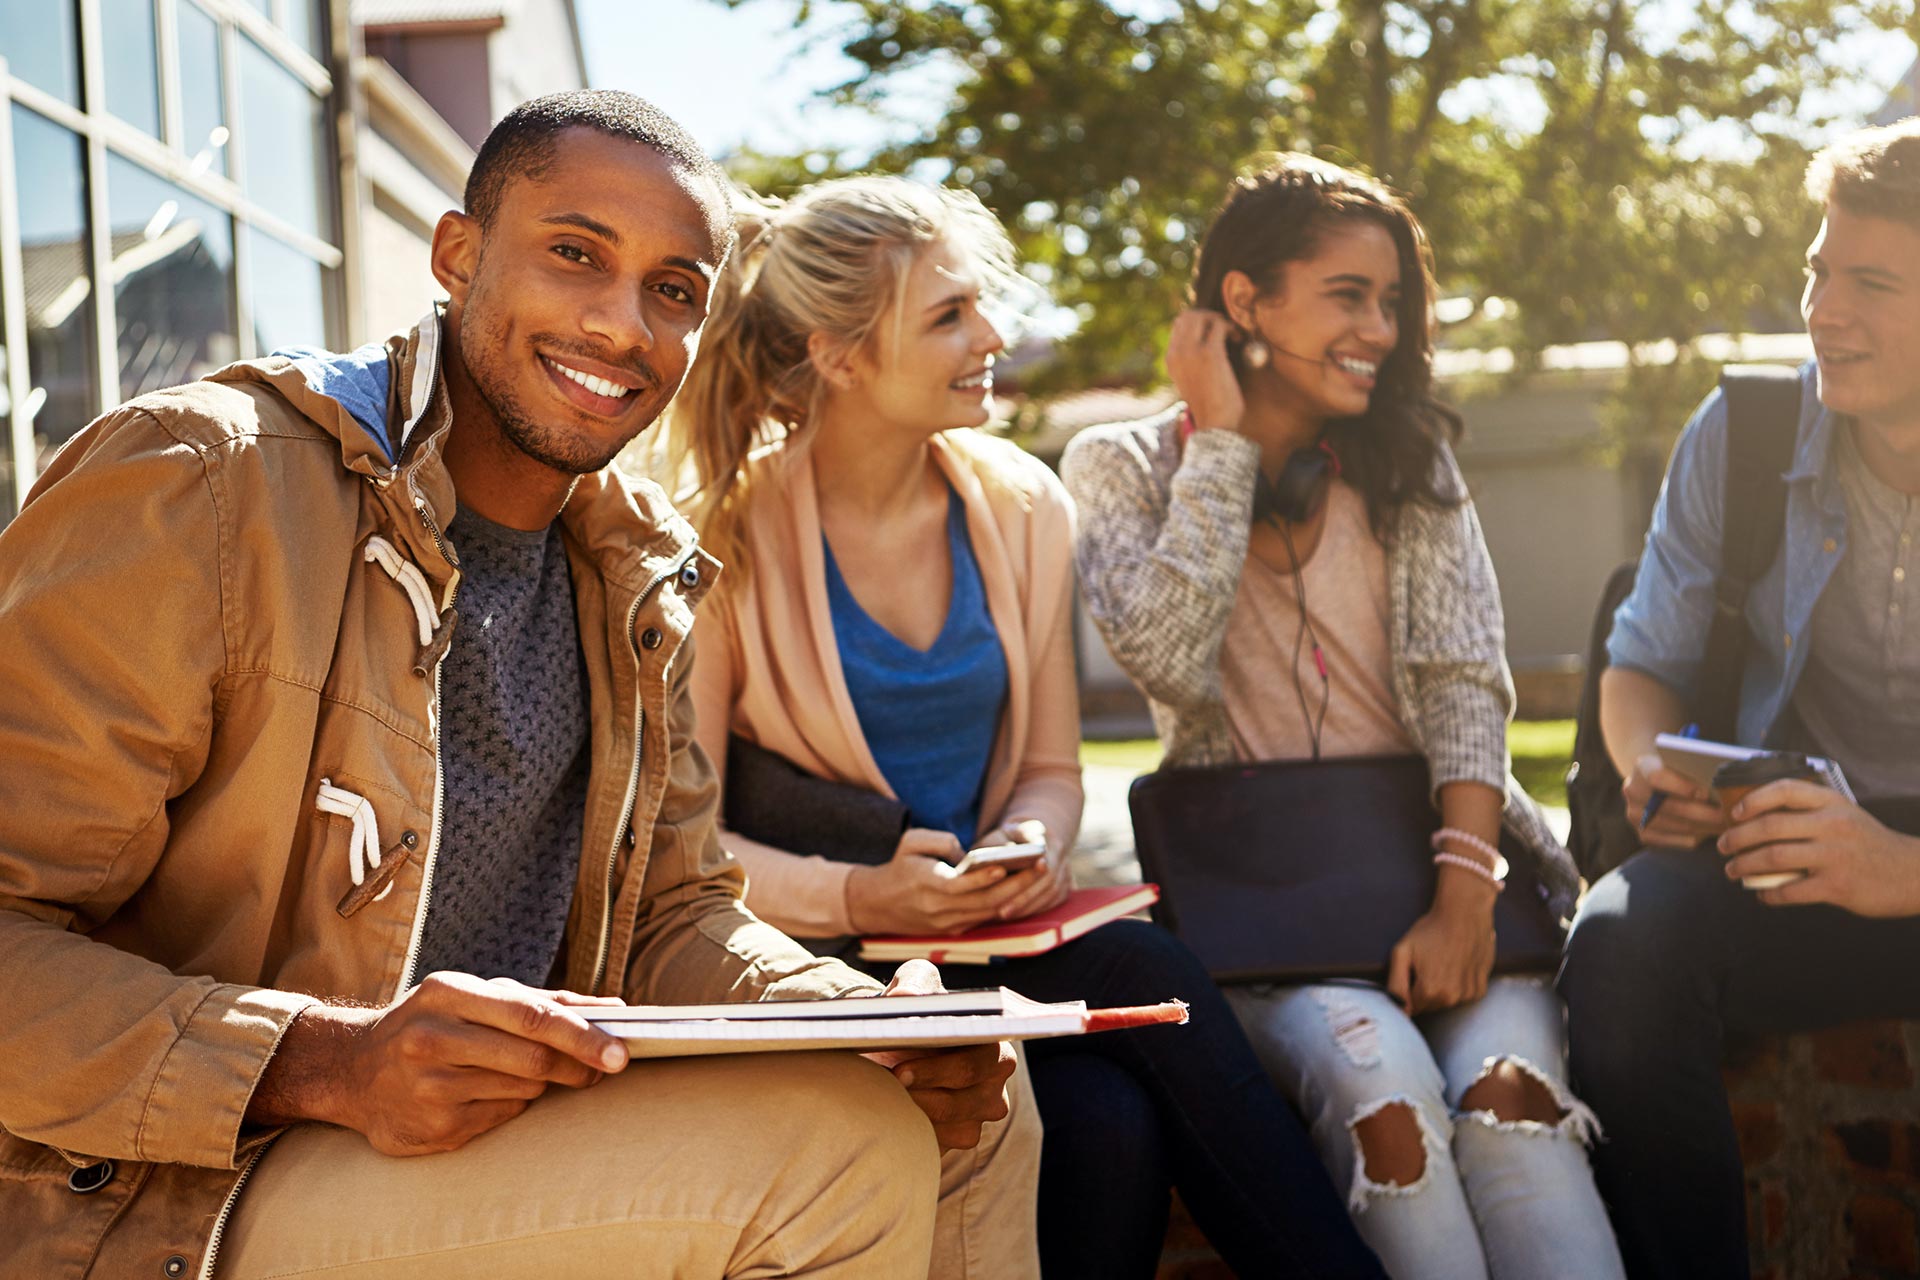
[1691,365,1804,739]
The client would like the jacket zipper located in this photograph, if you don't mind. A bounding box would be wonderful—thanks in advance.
[207,322,449,1279]
[589,551,695,994]
[397,494,460,994]
[194,1139,272,1280]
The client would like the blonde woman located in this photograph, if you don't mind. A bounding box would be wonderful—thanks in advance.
[660,176,1385,1280]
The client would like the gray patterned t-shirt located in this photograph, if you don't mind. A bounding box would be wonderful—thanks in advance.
[1777,424,1920,800]
[413,507,590,985]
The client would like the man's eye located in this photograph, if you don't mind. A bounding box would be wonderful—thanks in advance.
[554,244,592,265]
[656,282,694,304]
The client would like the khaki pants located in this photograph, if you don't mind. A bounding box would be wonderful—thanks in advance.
[220,1049,1041,1279]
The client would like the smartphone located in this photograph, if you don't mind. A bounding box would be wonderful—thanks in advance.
[948,841,1047,877]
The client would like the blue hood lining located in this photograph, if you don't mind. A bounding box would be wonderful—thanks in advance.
[274,342,395,462]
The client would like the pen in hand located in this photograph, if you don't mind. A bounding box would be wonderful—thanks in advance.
[1638,722,1699,829]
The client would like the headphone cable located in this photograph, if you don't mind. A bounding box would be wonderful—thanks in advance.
[1278,518,1331,761]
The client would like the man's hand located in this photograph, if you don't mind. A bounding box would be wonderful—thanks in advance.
[1720,779,1920,917]
[864,959,1016,1152]
[1623,752,1727,849]
[845,828,1029,936]
[1387,871,1498,1014]
[248,972,629,1156]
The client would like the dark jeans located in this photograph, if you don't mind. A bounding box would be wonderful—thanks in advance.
[1558,836,1920,1279]
[872,919,1385,1280]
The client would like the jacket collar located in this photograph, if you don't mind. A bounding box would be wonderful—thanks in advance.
[209,307,701,593]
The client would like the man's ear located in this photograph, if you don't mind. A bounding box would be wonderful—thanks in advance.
[430,211,482,305]
[806,331,860,392]
[1220,269,1261,331]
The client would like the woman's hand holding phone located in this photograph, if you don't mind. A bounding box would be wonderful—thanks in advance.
[844,827,1032,936]
[970,820,1074,922]
[1166,309,1246,435]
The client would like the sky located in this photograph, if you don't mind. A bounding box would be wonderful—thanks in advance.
[577,0,1918,161]
[575,0,938,159]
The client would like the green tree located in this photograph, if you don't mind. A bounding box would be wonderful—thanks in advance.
[720,0,1915,438]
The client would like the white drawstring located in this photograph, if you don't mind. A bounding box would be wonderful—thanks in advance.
[363,535,438,647]
[315,779,393,901]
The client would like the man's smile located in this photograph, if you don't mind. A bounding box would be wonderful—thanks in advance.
[539,352,649,417]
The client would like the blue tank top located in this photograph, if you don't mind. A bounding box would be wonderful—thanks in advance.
[824,488,1008,848]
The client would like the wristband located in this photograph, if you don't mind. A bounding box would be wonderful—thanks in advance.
[1430,827,1509,881]
[1432,851,1506,891]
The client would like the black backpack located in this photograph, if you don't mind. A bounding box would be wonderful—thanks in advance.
[1564,365,1805,883]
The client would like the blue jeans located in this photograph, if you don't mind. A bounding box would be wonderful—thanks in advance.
[926,920,1386,1280]
[1559,841,1920,1279]
[1227,976,1623,1280]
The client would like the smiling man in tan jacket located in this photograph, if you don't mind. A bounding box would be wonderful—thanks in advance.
[0,91,1033,1279]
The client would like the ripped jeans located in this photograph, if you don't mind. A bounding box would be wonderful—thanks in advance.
[1226,976,1626,1280]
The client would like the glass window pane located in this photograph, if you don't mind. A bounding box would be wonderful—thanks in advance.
[246,226,328,355]
[238,37,329,240]
[285,0,323,58]
[107,155,237,399]
[0,0,81,106]
[13,106,99,468]
[102,0,162,137]
[178,0,228,177]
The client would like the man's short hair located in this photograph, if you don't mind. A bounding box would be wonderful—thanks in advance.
[1806,116,1920,226]
[464,90,730,234]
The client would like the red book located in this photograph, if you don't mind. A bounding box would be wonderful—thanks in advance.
[858,884,1160,965]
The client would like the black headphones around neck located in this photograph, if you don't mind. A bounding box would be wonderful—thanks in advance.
[1253,441,1339,526]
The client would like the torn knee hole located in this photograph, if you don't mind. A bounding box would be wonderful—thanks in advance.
[1352,1100,1427,1187]
[1460,1058,1567,1126]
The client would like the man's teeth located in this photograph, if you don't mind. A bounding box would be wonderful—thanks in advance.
[952,370,992,390]
[1335,356,1378,378]
[548,358,632,399]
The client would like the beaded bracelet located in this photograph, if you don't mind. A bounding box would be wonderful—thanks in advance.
[1430,826,1510,881]
[1432,850,1506,891]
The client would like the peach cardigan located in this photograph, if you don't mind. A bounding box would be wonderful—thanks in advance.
[692,430,1085,938]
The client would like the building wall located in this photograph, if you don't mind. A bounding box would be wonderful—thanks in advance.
[487,0,582,118]
[367,28,491,148]
[1450,376,1648,669]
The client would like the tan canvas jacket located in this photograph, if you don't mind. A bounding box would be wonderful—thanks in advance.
[0,312,872,1278]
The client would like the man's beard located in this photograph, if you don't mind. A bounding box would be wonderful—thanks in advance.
[457,290,651,476]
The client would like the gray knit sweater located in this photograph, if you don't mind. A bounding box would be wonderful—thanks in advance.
[1060,406,1581,917]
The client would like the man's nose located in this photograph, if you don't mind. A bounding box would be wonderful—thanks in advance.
[584,288,656,355]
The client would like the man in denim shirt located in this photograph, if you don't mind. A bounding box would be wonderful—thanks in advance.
[1560,117,1920,1278]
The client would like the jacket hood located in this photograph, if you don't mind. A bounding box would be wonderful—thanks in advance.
[272,341,396,460]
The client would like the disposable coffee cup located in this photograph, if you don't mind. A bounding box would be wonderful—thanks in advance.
[1713,753,1818,890]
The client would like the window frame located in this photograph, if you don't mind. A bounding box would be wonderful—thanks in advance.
[1,0,342,513]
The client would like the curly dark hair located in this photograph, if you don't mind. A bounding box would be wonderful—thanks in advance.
[464,90,730,239]
[1191,155,1463,533]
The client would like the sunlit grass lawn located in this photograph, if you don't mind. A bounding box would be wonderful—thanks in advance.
[1083,719,1577,810]
[1508,718,1575,809]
